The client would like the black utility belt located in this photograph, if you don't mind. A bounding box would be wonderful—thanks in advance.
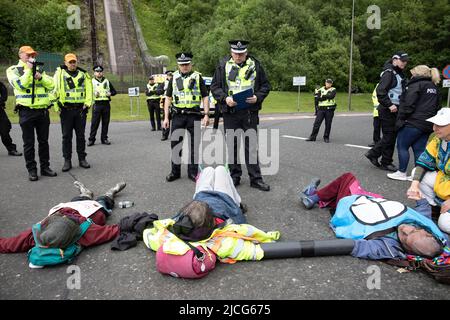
[62,104,84,110]
[318,106,336,110]
[16,105,48,111]
[171,106,202,115]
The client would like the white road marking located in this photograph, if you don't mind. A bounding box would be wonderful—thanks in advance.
[345,144,371,150]
[282,135,308,140]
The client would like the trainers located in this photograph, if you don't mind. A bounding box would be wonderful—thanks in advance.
[29,262,44,269]
[387,170,408,181]
[300,194,315,210]
[302,178,321,196]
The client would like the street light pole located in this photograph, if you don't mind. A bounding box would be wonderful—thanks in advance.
[348,0,356,111]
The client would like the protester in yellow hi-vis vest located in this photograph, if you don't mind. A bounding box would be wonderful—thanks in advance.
[163,52,210,183]
[87,65,117,146]
[143,166,280,265]
[6,45,57,181]
[51,53,93,172]
[369,84,381,147]
[306,79,337,143]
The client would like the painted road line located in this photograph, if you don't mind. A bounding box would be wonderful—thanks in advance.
[282,135,308,140]
[345,144,371,150]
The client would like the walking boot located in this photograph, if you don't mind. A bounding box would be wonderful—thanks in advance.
[104,182,127,199]
[73,181,94,199]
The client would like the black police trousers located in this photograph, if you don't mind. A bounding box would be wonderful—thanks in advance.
[310,108,335,139]
[170,112,201,177]
[147,99,161,130]
[89,103,110,143]
[367,109,397,166]
[18,107,50,171]
[372,116,381,143]
[0,108,16,153]
[60,107,87,161]
[223,110,263,183]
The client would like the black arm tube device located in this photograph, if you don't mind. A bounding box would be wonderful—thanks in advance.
[260,240,355,259]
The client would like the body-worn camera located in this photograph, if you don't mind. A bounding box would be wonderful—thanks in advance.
[228,66,239,82]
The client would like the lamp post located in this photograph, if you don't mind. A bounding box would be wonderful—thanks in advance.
[348,0,356,111]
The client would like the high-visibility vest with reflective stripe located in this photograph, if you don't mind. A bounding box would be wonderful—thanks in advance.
[318,87,336,107]
[172,71,202,109]
[53,67,93,106]
[372,84,379,117]
[93,78,110,101]
[143,218,280,263]
[6,60,54,108]
[225,57,256,95]
[146,83,160,100]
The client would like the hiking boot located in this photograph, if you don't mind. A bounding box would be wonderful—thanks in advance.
[73,181,94,199]
[104,182,126,199]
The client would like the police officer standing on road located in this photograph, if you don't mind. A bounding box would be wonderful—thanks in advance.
[52,53,93,172]
[313,85,321,116]
[365,52,409,172]
[306,79,337,143]
[163,53,210,182]
[6,46,56,181]
[146,76,163,131]
[210,40,271,191]
[87,65,117,146]
[0,80,22,157]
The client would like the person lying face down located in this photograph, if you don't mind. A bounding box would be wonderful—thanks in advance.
[299,173,446,260]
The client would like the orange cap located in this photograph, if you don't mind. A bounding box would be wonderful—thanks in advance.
[64,53,78,62]
[18,46,37,56]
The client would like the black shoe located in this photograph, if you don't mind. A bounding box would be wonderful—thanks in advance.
[161,136,168,141]
[306,137,316,142]
[79,159,91,169]
[368,142,375,148]
[8,150,22,156]
[380,163,398,172]
[62,159,72,172]
[28,170,38,181]
[151,128,156,132]
[324,138,330,143]
[166,173,180,182]
[364,152,381,168]
[250,180,270,192]
[41,167,57,177]
[232,177,240,187]
[157,128,162,131]
[87,140,95,146]
[101,140,111,145]
[188,174,197,182]
[239,202,248,214]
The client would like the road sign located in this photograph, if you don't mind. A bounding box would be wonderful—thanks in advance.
[443,79,450,88]
[443,65,450,79]
[293,76,306,86]
[128,87,140,97]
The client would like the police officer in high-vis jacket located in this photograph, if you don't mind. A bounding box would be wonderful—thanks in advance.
[52,53,93,172]
[88,65,117,146]
[146,75,163,131]
[210,40,271,191]
[365,52,409,172]
[163,53,210,182]
[6,46,57,181]
[306,79,337,143]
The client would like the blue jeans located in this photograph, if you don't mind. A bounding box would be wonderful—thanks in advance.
[396,125,429,173]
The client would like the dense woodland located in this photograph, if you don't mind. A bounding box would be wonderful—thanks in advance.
[1,0,449,92]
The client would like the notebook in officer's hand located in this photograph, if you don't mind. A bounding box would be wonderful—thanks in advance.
[232,88,254,111]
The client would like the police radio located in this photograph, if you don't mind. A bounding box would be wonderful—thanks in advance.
[244,66,255,80]
[228,66,239,82]
[176,77,184,91]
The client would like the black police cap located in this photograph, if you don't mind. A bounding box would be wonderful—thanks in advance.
[93,65,104,72]
[229,40,249,53]
[175,52,193,65]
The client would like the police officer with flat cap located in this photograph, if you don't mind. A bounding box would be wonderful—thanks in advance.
[6,45,56,181]
[163,52,210,182]
[306,79,337,143]
[88,65,117,146]
[210,40,271,191]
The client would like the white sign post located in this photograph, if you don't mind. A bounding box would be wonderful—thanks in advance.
[293,76,306,112]
[443,80,450,108]
[128,87,140,116]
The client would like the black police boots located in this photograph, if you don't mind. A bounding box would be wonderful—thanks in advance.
[41,167,57,177]
[79,159,91,169]
[306,136,316,142]
[62,159,72,172]
[8,150,22,156]
[250,180,270,192]
[166,173,180,182]
[28,169,38,182]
